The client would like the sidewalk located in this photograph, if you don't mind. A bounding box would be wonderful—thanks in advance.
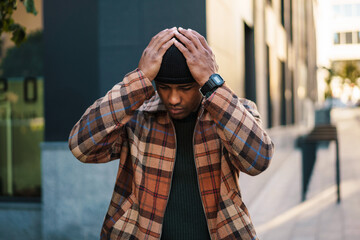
[240,108,360,240]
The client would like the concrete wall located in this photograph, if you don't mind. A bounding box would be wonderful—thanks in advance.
[41,142,118,240]
[0,202,41,240]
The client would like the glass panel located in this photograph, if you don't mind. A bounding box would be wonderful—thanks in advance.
[345,32,352,44]
[333,5,341,17]
[356,4,360,17]
[0,78,44,198]
[334,32,340,44]
[344,4,352,17]
[358,31,360,44]
[0,31,43,200]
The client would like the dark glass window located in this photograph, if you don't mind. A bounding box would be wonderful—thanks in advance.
[345,32,352,44]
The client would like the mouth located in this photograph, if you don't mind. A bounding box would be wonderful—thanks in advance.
[169,108,184,115]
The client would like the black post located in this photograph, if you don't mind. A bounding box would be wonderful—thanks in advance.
[335,140,341,203]
[301,142,317,201]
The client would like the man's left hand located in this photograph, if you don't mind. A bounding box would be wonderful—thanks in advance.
[174,27,218,86]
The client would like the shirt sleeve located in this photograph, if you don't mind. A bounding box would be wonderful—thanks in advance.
[68,69,155,163]
[203,84,274,176]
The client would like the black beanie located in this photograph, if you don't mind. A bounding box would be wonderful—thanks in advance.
[154,44,195,84]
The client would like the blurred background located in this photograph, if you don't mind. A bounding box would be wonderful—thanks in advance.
[0,0,359,239]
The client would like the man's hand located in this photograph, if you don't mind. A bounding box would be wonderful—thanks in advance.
[138,27,177,81]
[174,27,218,86]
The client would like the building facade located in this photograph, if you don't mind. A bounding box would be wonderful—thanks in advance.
[317,0,360,103]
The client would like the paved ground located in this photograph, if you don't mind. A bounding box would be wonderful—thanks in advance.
[240,108,360,240]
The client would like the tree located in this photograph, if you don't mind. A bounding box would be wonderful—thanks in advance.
[328,61,360,103]
[321,66,335,100]
[337,61,360,87]
[0,0,37,46]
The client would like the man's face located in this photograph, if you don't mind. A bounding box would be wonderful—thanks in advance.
[156,82,203,119]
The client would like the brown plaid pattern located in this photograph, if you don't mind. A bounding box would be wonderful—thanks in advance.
[69,69,274,240]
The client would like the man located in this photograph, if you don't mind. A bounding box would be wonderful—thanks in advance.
[69,27,274,240]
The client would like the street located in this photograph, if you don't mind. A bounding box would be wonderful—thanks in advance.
[241,108,360,240]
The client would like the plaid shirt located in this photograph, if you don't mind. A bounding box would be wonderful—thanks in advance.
[69,69,274,240]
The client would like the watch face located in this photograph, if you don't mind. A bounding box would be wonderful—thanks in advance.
[213,75,223,85]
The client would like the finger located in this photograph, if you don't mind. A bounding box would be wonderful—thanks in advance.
[178,27,202,50]
[152,27,177,51]
[174,30,197,52]
[148,28,169,46]
[158,38,176,56]
[189,29,213,54]
[173,38,191,59]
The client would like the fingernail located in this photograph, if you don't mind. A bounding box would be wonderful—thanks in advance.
[179,27,183,30]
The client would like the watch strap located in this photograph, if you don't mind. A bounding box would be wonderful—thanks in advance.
[200,73,224,96]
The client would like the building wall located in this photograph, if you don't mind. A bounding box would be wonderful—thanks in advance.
[0,202,41,240]
[317,0,360,102]
[329,0,360,61]
[44,0,206,141]
[206,0,251,98]
[41,143,118,240]
[98,1,206,96]
[207,0,318,128]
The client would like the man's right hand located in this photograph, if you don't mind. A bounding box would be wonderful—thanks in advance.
[138,27,177,81]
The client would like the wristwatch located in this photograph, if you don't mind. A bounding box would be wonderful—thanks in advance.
[200,73,224,98]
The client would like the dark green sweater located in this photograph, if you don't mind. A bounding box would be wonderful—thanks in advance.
[160,111,211,240]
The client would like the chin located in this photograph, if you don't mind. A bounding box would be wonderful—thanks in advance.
[170,112,189,119]
[170,114,185,119]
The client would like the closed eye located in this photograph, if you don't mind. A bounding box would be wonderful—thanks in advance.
[158,85,170,90]
[179,87,192,91]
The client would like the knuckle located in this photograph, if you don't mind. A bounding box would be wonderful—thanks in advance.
[150,54,157,61]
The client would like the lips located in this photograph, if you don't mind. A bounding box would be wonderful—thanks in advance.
[169,108,184,115]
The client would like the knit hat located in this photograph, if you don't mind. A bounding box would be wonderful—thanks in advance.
[154,44,195,84]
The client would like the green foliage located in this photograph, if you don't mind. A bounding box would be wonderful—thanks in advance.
[337,61,360,86]
[23,0,37,15]
[0,0,37,46]
[1,30,43,77]
[324,61,360,100]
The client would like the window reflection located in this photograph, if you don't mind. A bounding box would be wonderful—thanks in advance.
[334,33,340,45]
[333,4,360,17]
[0,31,43,200]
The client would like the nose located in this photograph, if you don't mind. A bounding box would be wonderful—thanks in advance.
[168,89,181,106]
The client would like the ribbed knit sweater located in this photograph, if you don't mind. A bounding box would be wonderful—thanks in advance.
[160,111,211,240]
